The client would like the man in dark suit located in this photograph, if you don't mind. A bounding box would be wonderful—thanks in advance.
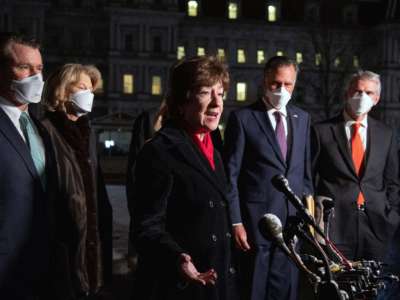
[0,33,57,299]
[224,56,313,300]
[312,70,399,262]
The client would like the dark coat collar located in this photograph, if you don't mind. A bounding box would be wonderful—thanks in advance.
[158,120,228,198]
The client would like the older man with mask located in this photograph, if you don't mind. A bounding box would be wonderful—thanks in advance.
[0,33,58,299]
[312,70,399,262]
[224,56,313,300]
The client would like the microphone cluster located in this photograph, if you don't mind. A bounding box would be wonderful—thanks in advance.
[257,175,399,300]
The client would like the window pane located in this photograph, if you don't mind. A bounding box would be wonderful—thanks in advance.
[152,76,162,95]
[236,82,247,101]
[228,2,238,19]
[188,0,198,17]
[315,53,322,66]
[257,50,265,64]
[97,78,104,94]
[334,57,340,67]
[237,49,246,63]
[268,5,277,22]
[296,52,303,64]
[217,48,225,60]
[123,74,134,94]
[197,47,205,56]
[177,46,185,59]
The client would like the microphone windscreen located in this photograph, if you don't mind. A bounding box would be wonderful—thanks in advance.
[259,213,283,241]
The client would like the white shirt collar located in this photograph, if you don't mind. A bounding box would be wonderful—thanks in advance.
[0,96,27,119]
[343,110,368,128]
[262,97,288,117]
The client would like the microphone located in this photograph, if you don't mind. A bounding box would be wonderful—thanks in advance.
[259,214,321,283]
[259,213,291,256]
[272,175,325,238]
[273,175,353,269]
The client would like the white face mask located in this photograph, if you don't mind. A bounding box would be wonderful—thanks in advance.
[265,86,292,110]
[348,92,375,116]
[70,89,94,116]
[10,73,44,104]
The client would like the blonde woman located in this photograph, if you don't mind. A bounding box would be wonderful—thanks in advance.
[41,64,112,299]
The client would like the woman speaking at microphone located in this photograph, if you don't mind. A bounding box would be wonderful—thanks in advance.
[41,64,112,299]
[131,56,238,300]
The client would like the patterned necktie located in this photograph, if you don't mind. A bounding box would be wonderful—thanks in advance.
[274,111,287,159]
[351,123,365,208]
[19,112,46,189]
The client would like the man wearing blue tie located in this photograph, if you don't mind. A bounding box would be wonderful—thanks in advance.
[0,33,57,299]
[224,56,313,300]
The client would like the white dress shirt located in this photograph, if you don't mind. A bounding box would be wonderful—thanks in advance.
[343,110,368,150]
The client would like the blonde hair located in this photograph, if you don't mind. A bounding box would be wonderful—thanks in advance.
[42,63,102,112]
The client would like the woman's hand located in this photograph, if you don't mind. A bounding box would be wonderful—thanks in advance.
[179,253,217,286]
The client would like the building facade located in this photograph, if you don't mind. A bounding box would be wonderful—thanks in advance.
[1,0,400,160]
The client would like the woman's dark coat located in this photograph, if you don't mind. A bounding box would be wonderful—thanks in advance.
[132,121,237,300]
[42,112,113,299]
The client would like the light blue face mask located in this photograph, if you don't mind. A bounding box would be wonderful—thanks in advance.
[69,89,94,116]
[10,73,44,104]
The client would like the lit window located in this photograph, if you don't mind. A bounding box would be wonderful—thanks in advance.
[197,47,205,56]
[257,50,265,64]
[334,57,340,67]
[177,46,185,59]
[217,48,226,60]
[152,76,162,95]
[268,5,277,22]
[315,53,322,66]
[236,82,247,101]
[97,78,104,94]
[353,55,359,68]
[123,74,134,94]
[188,0,198,17]
[237,49,246,63]
[276,50,284,56]
[296,52,303,64]
[228,2,238,19]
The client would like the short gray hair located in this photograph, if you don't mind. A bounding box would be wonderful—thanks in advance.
[345,70,381,96]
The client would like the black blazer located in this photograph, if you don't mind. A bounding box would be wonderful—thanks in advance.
[312,114,400,259]
[131,121,237,300]
[0,107,58,298]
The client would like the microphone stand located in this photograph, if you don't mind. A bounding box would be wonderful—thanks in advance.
[285,216,345,300]
[272,175,352,269]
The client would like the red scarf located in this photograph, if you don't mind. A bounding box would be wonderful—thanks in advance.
[190,132,215,171]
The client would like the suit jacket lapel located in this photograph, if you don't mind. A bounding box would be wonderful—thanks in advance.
[330,117,357,177]
[361,117,377,179]
[0,108,38,178]
[251,101,286,166]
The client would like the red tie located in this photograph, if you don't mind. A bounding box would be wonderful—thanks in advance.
[351,123,365,208]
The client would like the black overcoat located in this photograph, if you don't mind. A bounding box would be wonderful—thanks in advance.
[132,121,237,300]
